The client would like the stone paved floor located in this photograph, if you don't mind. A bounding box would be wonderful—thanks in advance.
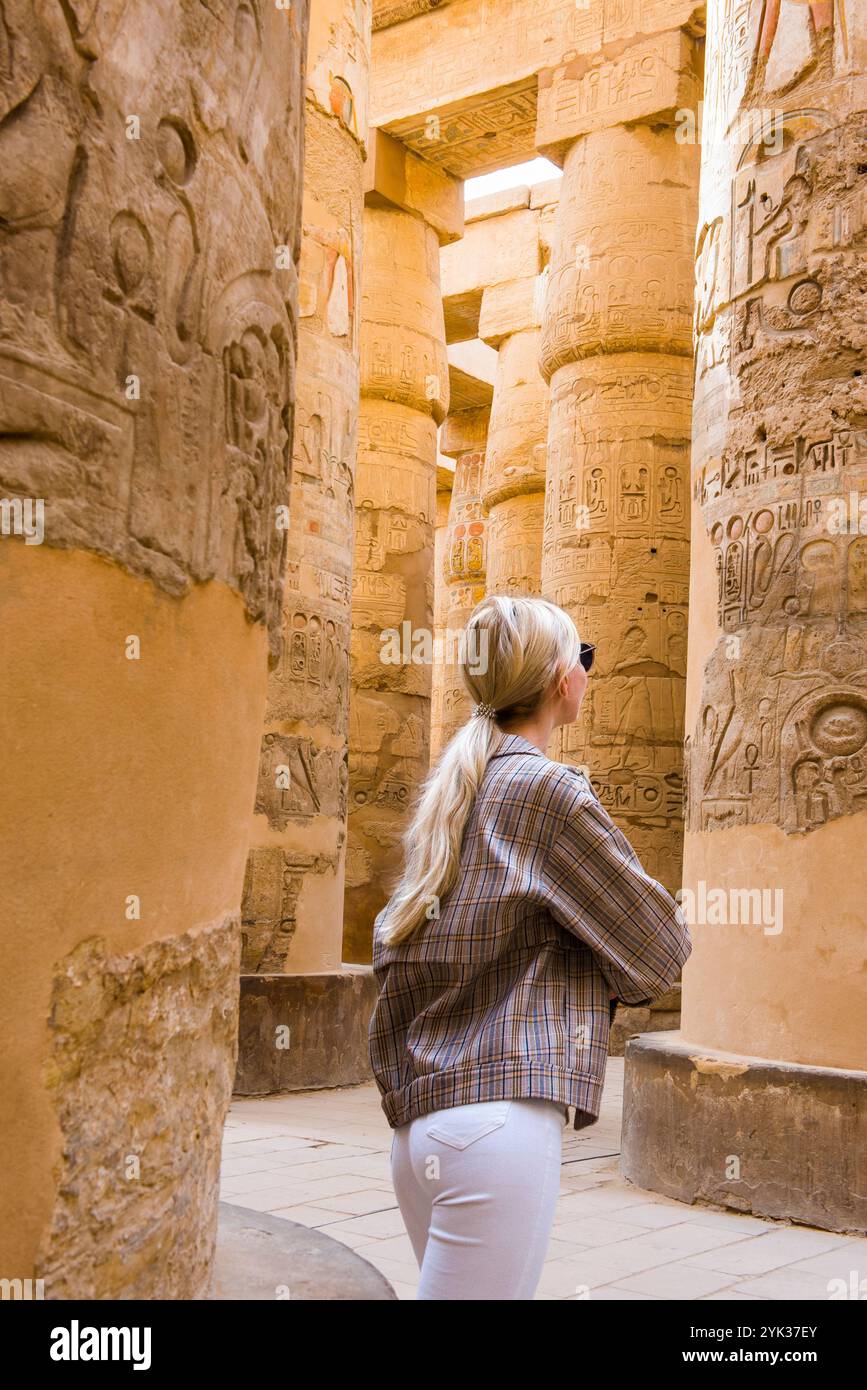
[220,1060,865,1300]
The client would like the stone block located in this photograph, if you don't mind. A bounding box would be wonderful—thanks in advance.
[536,29,703,163]
[235,968,380,1095]
[213,1204,397,1299]
[440,207,541,299]
[364,127,463,244]
[530,177,562,209]
[466,186,531,222]
[440,406,491,457]
[479,276,543,345]
[622,1033,867,1234]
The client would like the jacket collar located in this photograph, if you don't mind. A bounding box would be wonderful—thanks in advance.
[488,731,546,760]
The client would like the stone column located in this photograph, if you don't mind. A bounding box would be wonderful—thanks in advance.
[237,1,376,1095]
[537,31,702,897]
[430,456,455,760]
[481,280,549,596]
[622,0,867,1232]
[343,132,461,963]
[437,408,490,748]
[0,0,308,1296]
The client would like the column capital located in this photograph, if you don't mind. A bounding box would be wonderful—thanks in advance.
[535,27,702,164]
[364,128,464,244]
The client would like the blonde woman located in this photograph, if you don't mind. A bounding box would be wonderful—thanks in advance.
[368,595,691,1300]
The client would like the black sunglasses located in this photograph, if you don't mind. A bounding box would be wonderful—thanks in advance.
[579,642,596,673]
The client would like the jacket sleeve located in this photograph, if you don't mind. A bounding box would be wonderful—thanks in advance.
[541,791,692,1007]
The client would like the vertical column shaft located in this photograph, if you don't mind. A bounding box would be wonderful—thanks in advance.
[682,0,867,1061]
[540,123,699,894]
[483,326,548,596]
[437,408,489,749]
[344,201,449,960]
[243,0,369,981]
[0,0,309,1295]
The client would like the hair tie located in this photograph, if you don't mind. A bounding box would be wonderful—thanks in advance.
[472,702,497,720]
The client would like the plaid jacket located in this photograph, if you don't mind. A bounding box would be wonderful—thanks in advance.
[368,732,691,1131]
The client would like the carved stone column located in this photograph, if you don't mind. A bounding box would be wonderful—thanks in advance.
[438,408,489,748]
[0,0,308,1296]
[236,1,376,1096]
[430,456,455,760]
[482,307,548,597]
[343,132,461,962]
[622,0,867,1233]
[538,35,702,897]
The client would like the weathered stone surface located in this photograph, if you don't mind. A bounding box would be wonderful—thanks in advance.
[373,0,452,33]
[431,462,456,758]
[465,186,531,222]
[479,276,544,347]
[484,329,548,597]
[536,29,703,163]
[441,187,555,603]
[0,0,308,658]
[441,208,541,304]
[212,1202,396,1299]
[234,968,379,1095]
[540,124,697,375]
[622,1033,867,1233]
[37,919,241,1299]
[254,734,347,833]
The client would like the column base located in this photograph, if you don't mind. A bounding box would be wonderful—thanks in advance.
[234,966,379,1096]
[211,1204,396,1299]
[621,1032,867,1234]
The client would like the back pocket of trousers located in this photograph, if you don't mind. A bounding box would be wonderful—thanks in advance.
[425,1100,513,1150]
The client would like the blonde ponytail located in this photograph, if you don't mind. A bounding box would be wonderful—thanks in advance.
[378,595,582,945]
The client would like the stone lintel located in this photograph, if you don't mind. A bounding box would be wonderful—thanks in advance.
[440,206,540,301]
[443,288,483,344]
[621,1032,867,1234]
[447,365,494,412]
[440,405,491,458]
[466,185,531,223]
[530,177,562,209]
[536,28,703,163]
[373,0,454,32]
[371,0,701,131]
[479,276,542,347]
[436,458,456,492]
[364,127,464,244]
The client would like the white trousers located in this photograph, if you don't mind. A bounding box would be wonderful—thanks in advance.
[390,1096,566,1300]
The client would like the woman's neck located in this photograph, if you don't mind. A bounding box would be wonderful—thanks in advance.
[498,711,558,755]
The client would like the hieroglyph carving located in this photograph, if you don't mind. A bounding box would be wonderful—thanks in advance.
[688,0,867,836]
[0,0,307,657]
